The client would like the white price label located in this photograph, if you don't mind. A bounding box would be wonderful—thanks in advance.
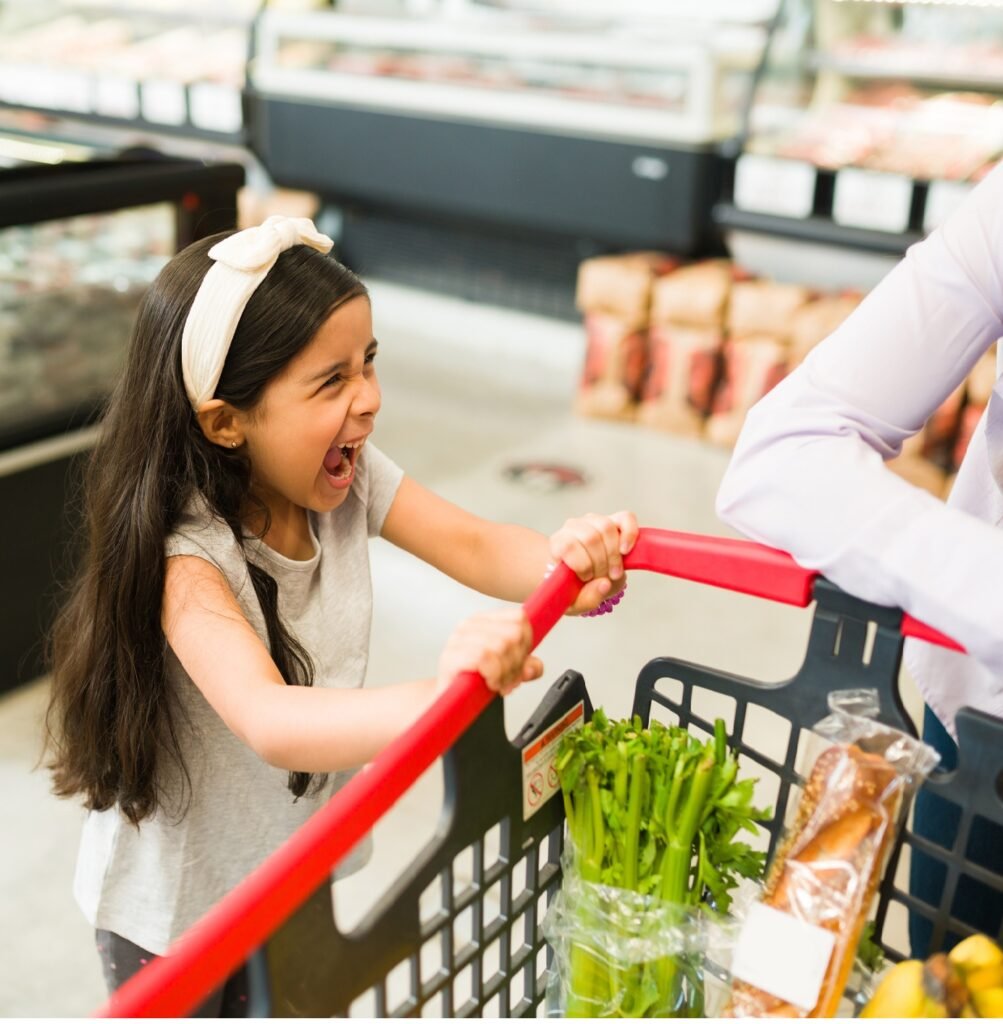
[924,180,975,233]
[833,168,913,233]
[141,79,186,126]
[732,903,836,1012]
[0,63,48,107]
[95,75,139,120]
[189,82,242,134]
[521,701,583,821]
[734,154,816,220]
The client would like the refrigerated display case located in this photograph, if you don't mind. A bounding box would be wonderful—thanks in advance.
[245,2,776,315]
[716,0,1003,258]
[0,0,258,144]
[0,152,243,693]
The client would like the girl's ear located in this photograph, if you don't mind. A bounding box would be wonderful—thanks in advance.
[196,399,244,449]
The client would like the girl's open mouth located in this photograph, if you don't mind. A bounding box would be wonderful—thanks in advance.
[322,438,364,489]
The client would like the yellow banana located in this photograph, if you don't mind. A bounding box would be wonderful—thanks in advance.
[971,987,1003,1018]
[950,935,1003,993]
[925,953,970,1017]
[861,960,928,1017]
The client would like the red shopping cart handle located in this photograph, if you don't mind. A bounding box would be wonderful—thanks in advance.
[529,529,963,653]
[95,527,962,1018]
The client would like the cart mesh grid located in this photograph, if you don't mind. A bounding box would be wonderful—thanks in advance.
[259,577,1002,1016]
[631,578,1003,966]
[256,671,591,1017]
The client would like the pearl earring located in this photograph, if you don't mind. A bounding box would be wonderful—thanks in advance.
[230,441,237,449]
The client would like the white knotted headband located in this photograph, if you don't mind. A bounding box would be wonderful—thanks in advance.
[181,215,334,410]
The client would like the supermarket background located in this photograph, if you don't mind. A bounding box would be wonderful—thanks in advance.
[1,0,1001,1015]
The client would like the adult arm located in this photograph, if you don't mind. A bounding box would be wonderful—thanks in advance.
[716,164,1003,675]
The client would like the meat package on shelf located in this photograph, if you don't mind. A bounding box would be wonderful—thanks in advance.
[574,251,993,498]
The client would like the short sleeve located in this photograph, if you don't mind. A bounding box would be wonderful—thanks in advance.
[361,443,404,538]
[163,499,242,583]
[164,533,227,574]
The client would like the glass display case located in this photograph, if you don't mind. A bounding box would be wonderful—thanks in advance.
[0,0,259,142]
[251,4,773,147]
[246,3,776,259]
[0,152,243,694]
[718,0,1003,255]
[0,203,172,444]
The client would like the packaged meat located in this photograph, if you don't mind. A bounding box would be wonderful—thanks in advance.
[576,312,647,421]
[576,252,678,331]
[706,336,789,448]
[789,293,863,368]
[649,260,733,329]
[638,325,721,437]
[728,281,812,342]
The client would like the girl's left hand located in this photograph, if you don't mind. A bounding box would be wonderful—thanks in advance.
[548,511,640,616]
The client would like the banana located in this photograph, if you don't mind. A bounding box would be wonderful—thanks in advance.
[861,960,928,1017]
[861,955,970,1018]
[971,987,1003,1018]
[924,953,970,1017]
[950,935,1003,993]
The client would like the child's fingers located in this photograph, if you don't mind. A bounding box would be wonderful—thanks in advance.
[552,517,612,582]
[584,512,625,580]
[573,577,626,614]
[450,611,533,692]
[610,510,640,556]
[520,655,544,682]
[550,529,596,582]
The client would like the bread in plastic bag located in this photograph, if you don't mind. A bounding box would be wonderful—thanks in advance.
[723,690,940,1018]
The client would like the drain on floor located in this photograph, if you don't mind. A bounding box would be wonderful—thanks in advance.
[502,462,588,493]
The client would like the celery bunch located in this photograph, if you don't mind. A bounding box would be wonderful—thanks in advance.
[555,710,769,1017]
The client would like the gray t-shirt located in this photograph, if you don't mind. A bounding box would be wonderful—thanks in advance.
[73,444,404,955]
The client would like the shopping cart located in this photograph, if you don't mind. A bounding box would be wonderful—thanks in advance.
[94,529,1003,1018]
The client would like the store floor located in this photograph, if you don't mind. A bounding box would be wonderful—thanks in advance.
[0,283,921,1016]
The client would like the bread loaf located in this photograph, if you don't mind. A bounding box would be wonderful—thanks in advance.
[724,744,902,1018]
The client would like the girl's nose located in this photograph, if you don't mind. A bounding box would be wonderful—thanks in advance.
[353,372,381,416]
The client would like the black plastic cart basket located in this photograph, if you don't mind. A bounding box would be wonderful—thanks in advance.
[95,529,1003,1018]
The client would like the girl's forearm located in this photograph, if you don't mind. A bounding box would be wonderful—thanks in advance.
[245,676,439,773]
[462,522,551,601]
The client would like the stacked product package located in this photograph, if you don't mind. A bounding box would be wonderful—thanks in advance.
[575,252,996,498]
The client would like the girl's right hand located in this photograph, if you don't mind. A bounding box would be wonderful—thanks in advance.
[436,608,543,697]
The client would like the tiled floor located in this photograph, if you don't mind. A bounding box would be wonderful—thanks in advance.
[0,282,920,1016]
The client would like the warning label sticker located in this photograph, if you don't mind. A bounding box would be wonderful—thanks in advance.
[521,701,584,821]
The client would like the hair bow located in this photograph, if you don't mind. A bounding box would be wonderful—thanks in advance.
[181,216,334,410]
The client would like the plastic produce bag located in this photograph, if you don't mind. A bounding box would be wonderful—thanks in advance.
[543,854,723,1018]
[723,690,940,1018]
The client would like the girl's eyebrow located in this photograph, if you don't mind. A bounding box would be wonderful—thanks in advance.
[304,338,379,384]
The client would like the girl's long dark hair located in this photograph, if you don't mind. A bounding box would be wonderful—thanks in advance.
[45,234,367,825]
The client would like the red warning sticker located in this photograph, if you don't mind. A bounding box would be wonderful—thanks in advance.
[521,701,584,821]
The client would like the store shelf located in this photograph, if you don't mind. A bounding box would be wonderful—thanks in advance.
[0,152,243,231]
[811,53,1003,92]
[0,2,253,144]
[713,200,923,255]
[721,0,1003,269]
[0,100,243,145]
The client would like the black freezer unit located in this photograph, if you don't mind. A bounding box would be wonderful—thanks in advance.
[244,8,771,316]
[0,148,243,693]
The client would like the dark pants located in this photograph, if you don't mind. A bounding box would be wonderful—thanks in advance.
[96,929,250,1018]
[908,707,1003,958]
